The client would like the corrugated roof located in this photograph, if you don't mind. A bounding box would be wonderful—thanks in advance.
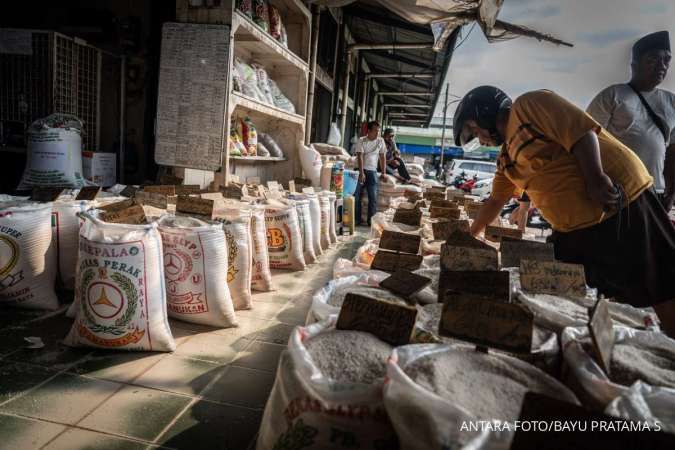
[343,0,459,127]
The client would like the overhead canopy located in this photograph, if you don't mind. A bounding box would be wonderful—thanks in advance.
[342,0,459,127]
[310,0,572,127]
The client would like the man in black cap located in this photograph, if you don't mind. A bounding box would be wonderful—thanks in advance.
[588,31,675,211]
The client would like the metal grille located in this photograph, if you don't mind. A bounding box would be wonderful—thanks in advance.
[1,30,102,150]
[76,43,100,150]
[0,31,51,127]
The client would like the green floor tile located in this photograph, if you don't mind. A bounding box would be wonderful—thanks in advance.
[132,355,227,397]
[70,351,166,384]
[202,366,274,409]
[4,313,92,370]
[0,361,56,404]
[174,333,250,365]
[158,400,261,450]
[43,427,150,450]
[79,385,192,442]
[0,413,66,449]
[255,321,295,346]
[232,341,284,372]
[1,372,121,425]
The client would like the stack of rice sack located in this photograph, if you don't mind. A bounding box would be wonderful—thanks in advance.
[359,176,422,223]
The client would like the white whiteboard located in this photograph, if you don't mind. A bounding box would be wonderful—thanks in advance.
[155,22,230,171]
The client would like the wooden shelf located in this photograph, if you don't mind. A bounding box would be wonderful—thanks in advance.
[271,0,311,21]
[231,91,305,125]
[230,156,286,162]
[233,11,309,73]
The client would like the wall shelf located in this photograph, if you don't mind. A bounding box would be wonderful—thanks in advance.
[230,156,286,162]
[231,92,305,126]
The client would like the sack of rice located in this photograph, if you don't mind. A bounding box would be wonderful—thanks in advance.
[64,212,175,351]
[0,200,58,310]
[384,344,578,450]
[250,205,273,292]
[18,114,85,189]
[257,317,398,450]
[158,216,236,328]
[291,197,317,265]
[306,193,323,257]
[332,257,388,281]
[318,193,332,250]
[213,204,253,310]
[50,197,92,290]
[326,191,338,244]
[353,238,379,269]
[605,381,675,434]
[264,201,306,271]
[515,290,660,334]
[307,273,392,324]
[562,325,675,412]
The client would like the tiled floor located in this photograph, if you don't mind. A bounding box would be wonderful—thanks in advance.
[0,231,367,450]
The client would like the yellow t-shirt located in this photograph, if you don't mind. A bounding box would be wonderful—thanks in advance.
[492,90,653,232]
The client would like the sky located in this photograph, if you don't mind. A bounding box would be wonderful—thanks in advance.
[434,0,675,126]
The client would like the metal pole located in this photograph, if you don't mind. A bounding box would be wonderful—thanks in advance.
[439,83,449,182]
[304,5,321,145]
[119,56,126,184]
[339,52,351,147]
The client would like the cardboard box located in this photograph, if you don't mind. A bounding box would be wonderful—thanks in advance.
[82,152,116,187]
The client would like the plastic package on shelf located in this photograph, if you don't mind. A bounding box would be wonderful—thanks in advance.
[241,117,258,156]
[258,133,284,158]
[268,79,296,113]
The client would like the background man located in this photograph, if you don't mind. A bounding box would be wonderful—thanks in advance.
[354,121,388,226]
[587,31,675,211]
[383,128,412,183]
[453,85,675,336]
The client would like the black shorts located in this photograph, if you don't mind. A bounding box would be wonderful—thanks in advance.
[551,190,675,307]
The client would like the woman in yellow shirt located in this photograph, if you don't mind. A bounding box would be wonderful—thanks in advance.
[453,86,675,336]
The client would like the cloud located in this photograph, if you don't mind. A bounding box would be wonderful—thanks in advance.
[577,29,642,48]
[532,56,594,74]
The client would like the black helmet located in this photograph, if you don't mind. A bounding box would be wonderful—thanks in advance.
[453,86,512,146]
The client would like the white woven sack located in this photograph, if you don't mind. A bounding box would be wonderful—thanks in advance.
[158,216,237,328]
[52,197,92,290]
[64,212,175,351]
[327,191,338,244]
[256,316,398,450]
[306,193,323,257]
[318,192,332,250]
[265,202,306,271]
[0,201,58,310]
[214,205,253,310]
[18,114,85,189]
[292,198,317,264]
[250,205,273,292]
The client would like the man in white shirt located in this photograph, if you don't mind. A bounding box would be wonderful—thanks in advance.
[587,30,675,211]
[354,120,388,226]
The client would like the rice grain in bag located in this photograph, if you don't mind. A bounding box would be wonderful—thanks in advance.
[158,216,237,328]
[214,204,253,310]
[265,201,306,271]
[0,201,58,310]
[251,205,273,292]
[64,212,175,351]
